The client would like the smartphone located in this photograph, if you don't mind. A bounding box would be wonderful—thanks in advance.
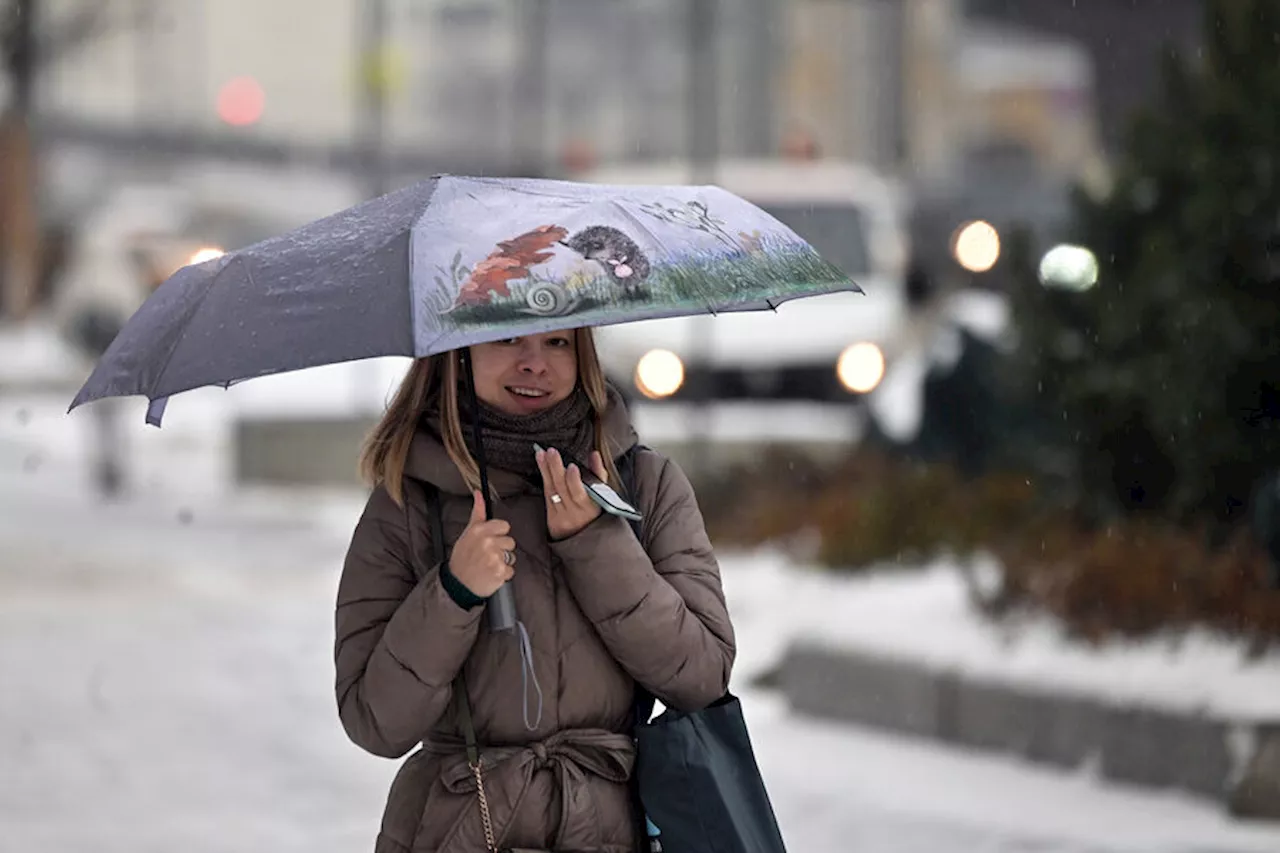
[534,443,643,523]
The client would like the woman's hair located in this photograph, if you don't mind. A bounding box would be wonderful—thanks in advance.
[359,327,621,506]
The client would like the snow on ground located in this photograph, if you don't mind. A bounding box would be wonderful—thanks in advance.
[5,486,1280,853]
[717,553,1280,723]
[0,318,89,389]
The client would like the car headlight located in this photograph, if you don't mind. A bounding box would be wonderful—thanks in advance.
[635,349,684,399]
[951,220,1000,273]
[837,342,885,393]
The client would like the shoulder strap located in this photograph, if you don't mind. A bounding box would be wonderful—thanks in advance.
[425,484,445,568]
[401,478,481,767]
[399,477,443,582]
[619,446,660,726]
[617,443,648,543]
[616,445,663,848]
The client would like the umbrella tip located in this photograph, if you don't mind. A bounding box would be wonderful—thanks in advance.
[66,387,89,416]
[145,397,169,428]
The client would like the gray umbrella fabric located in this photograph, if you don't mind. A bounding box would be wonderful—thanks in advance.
[70,174,860,425]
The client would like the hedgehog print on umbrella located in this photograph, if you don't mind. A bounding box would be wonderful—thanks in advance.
[448,223,653,318]
[560,226,652,298]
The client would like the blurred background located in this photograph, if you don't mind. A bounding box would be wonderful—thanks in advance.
[4,0,1280,851]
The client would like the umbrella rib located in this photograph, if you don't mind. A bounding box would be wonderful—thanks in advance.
[609,199,721,316]
[147,257,235,400]
[465,175,575,200]
[419,326,453,358]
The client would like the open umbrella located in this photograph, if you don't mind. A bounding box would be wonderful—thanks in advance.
[69,174,862,630]
[70,174,859,422]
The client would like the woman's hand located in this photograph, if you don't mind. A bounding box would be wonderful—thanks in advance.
[537,447,607,540]
[448,491,518,597]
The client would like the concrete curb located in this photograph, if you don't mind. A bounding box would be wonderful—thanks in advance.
[780,641,1280,821]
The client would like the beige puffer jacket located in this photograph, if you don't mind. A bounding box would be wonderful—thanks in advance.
[334,394,736,852]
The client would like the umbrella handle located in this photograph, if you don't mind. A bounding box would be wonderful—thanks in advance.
[461,349,517,633]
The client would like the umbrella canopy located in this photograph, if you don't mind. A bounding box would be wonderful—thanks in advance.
[69,174,861,425]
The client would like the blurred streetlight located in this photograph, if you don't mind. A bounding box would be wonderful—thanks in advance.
[951,220,1001,273]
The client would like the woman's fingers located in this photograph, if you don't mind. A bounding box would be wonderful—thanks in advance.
[536,448,596,504]
[450,514,517,596]
[566,463,591,504]
[478,518,510,537]
[534,448,604,539]
[535,447,549,483]
[589,450,607,482]
[536,448,558,501]
[546,449,573,504]
[536,448,566,513]
[489,536,516,580]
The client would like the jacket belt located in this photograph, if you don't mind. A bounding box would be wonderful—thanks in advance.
[422,728,636,851]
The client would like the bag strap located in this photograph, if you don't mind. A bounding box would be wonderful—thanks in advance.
[615,446,664,850]
[401,477,482,766]
[616,443,647,543]
[406,477,495,849]
[616,445,659,723]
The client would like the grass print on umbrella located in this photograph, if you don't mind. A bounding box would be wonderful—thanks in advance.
[436,234,849,330]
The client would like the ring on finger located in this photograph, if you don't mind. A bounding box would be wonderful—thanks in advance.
[502,549,516,566]
[550,493,563,505]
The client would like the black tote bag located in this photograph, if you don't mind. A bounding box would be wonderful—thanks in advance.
[633,693,788,853]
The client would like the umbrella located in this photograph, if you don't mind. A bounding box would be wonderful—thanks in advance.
[69,174,860,426]
[68,173,863,635]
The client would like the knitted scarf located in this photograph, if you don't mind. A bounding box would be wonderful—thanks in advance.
[428,385,597,480]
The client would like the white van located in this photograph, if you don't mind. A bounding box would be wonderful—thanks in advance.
[580,159,912,404]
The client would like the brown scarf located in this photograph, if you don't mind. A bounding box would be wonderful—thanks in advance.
[426,386,597,480]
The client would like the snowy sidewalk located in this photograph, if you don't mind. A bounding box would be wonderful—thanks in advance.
[5,448,1280,852]
[0,319,88,393]
[750,557,1280,723]
[722,551,1280,812]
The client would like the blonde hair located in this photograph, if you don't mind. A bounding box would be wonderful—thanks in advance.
[359,327,621,506]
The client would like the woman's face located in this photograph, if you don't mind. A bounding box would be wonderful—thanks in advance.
[468,332,579,416]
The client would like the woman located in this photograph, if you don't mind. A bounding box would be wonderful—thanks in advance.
[334,327,736,853]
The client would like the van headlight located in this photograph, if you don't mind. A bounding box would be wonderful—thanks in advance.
[837,342,885,393]
[951,220,1000,273]
[635,349,684,399]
